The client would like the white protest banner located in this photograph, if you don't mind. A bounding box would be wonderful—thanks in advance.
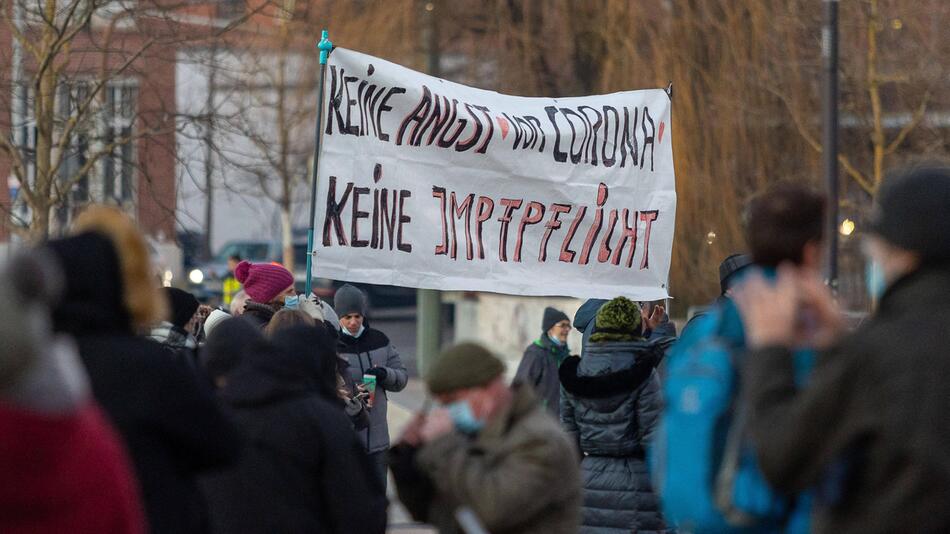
[314,48,676,300]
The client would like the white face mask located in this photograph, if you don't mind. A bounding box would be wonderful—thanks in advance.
[343,325,365,338]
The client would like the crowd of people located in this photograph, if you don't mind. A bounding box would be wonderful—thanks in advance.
[2,163,949,534]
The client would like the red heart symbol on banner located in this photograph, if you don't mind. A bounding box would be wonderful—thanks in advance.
[496,116,510,140]
[658,121,666,144]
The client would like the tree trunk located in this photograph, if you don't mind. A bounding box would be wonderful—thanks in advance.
[867,0,885,193]
[30,0,59,242]
[203,44,218,260]
[280,205,294,272]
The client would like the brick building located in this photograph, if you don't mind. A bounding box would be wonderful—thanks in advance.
[0,2,194,267]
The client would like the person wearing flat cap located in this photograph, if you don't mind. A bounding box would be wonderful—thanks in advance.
[514,306,571,416]
[388,342,581,534]
[735,164,950,533]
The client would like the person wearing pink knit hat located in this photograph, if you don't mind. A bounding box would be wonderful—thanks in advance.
[234,261,295,328]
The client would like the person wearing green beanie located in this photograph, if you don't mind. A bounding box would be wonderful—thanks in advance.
[589,296,644,343]
[559,296,670,532]
[388,342,581,534]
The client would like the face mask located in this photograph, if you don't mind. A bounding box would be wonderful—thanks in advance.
[284,295,300,310]
[447,399,484,434]
[343,325,365,338]
[866,260,887,299]
[548,334,565,347]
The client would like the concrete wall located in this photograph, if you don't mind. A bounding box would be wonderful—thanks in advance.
[453,293,585,381]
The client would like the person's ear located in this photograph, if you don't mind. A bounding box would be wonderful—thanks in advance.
[802,240,824,272]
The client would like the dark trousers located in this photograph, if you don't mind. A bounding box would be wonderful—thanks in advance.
[368,450,388,492]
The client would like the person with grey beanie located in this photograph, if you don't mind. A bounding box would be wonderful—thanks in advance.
[735,164,950,533]
[334,284,408,489]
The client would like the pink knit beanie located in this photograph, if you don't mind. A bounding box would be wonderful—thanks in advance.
[234,261,294,303]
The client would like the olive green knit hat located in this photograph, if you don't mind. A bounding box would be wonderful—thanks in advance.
[425,342,506,395]
[589,296,643,343]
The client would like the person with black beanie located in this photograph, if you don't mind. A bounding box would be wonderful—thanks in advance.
[514,306,571,416]
[150,287,202,366]
[45,206,239,534]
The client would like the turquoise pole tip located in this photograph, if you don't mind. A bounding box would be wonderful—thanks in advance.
[317,29,333,65]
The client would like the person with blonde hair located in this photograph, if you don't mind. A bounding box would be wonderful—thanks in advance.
[263,308,316,338]
[45,205,239,534]
[229,290,248,316]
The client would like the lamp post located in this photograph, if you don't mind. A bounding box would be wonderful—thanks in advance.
[822,0,840,290]
[416,0,442,375]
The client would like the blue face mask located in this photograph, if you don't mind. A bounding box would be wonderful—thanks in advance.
[284,295,300,310]
[447,400,484,434]
[548,334,565,347]
[343,325,365,338]
[866,260,887,299]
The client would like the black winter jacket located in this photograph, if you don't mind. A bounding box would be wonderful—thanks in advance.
[515,335,571,415]
[241,300,277,329]
[743,266,950,533]
[48,233,240,534]
[202,332,387,534]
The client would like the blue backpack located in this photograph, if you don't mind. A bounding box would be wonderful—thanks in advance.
[651,299,811,534]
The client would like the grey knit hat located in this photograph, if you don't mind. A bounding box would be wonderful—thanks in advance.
[333,284,368,317]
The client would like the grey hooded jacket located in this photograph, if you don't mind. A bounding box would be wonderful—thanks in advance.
[338,325,409,453]
[560,340,671,534]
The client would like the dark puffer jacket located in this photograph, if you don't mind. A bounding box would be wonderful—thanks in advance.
[560,340,672,534]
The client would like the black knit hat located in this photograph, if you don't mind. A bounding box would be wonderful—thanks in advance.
[541,306,570,334]
[870,165,950,261]
[719,253,753,294]
[163,287,199,329]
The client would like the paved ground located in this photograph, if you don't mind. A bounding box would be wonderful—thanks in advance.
[374,310,439,532]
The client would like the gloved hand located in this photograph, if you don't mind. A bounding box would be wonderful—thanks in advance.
[365,366,388,383]
[344,396,367,417]
[297,296,326,322]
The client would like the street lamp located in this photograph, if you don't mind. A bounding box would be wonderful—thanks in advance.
[839,218,855,237]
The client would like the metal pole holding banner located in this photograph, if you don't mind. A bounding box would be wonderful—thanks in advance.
[822,0,840,291]
[306,30,333,296]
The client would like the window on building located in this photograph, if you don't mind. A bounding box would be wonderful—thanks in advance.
[58,82,91,204]
[15,79,138,219]
[103,83,137,202]
[217,0,246,19]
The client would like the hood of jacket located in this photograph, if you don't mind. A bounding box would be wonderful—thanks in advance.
[578,339,660,376]
[46,232,132,337]
[573,298,607,333]
[242,300,277,324]
[337,324,390,353]
[222,326,336,407]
